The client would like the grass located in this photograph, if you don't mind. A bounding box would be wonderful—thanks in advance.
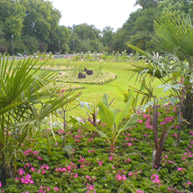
[39,58,165,119]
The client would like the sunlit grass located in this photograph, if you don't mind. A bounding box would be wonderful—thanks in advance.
[39,58,165,119]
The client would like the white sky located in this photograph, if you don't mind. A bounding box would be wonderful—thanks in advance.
[51,0,140,31]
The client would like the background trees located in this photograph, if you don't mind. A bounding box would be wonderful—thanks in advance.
[0,0,193,54]
[68,24,103,53]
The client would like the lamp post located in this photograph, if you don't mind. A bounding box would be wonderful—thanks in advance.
[58,40,61,53]
[73,39,75,53]
[11,34,14,56]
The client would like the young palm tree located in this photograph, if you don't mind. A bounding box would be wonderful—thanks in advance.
[152,13,193,127]
[0,55,81,185]
[128,12,193,128]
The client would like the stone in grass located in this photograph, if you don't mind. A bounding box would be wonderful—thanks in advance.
[86,69,93,75]
[84,68,87,72]
[78,72,86,79]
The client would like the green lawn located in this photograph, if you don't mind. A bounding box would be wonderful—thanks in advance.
[42,58,164,118]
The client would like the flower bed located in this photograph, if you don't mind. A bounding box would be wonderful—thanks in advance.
[1,103,193,193]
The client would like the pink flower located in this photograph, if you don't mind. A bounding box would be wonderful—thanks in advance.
[122,175,127,181]
[87,184,95,190]
[31,167,36,172]
[78,157,85,163]
[187,181,192,185]
[136,191,144,193]
[116,174,122,181]
[109,156,113,161]
[151,174,161,184]
[74,173,78,178]
[41,165,49,170]
[53,187,59,191]
[37,156,43,160]
[21,174,34,184]
[127,143,133,146]
[58,129,65,134]
[86,175,92,181]
[137,120,143,123]
[42,170,46,174]
[128,172,132,176]
[98,161,103,166]
[189,131,193,136]
[33,151,39,156]
[17,168,25,176]
[62,167,67,172]
[67,166,72,170]
[177,168,183,171]
[143,114,150,118]
[15,177,20,183]
[45,165,49,170]
[124,158,131,163]
[0,181,2,188]
[161,117,174,125]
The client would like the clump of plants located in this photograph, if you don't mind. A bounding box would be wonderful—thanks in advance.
[0,98,192,192]
[0,55,80,186]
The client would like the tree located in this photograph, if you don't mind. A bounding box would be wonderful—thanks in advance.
[19,0,61,53]
[113,7,157,52]
[135,0,159,9]
[22,35,39,54]
[158,0,191,15]
[101,26,114,52]
[0,0,25,40]
[48,25,70,54]
[111,28,129,52]
[68,24,103,53]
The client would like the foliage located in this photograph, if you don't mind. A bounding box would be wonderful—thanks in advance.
[128,13,193,128]
[0,55,80,185]
[0,102,192,192]
[83,94,138,154]
[68,24,103,53]
[152,13,193,127]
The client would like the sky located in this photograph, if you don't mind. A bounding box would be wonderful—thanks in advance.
[51,0,140,31]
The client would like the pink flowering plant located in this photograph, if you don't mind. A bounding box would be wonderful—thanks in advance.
[0,86,192,192]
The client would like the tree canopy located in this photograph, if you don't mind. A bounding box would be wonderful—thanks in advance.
[0,0,192,55]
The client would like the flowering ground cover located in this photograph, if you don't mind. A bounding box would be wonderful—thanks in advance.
[1,103,193,193]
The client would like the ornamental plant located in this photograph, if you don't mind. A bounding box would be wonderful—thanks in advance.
[128,12,193,128]
[0,55,80,185]
[84,93,138,154]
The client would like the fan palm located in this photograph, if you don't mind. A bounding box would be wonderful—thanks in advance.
[152,13,193,127]
[0,55,81,185]
[128,12,193,127]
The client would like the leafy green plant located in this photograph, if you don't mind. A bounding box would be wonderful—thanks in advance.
[84,94,138,155]
[0,55,81,185]
[152,13,193,128]
[128,13,193,128]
